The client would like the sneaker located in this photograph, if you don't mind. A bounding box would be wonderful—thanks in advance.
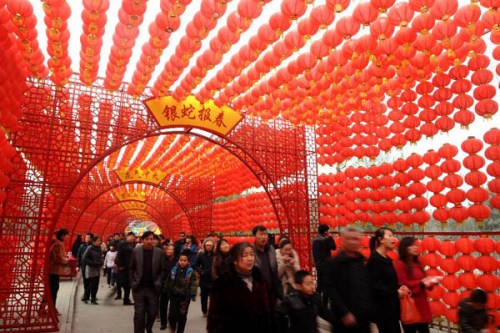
[90,300,98,305]
[114,295,122,300]
[81,298,89,304]
[123,300,134,305]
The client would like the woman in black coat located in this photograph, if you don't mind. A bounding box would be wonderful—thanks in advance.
[207,242,273,333]
[195,237,216,317]
[366,227,408,333]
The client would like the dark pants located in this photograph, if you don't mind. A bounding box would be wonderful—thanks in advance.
[49,274,60,308]
[333,319,371,333]
[159,292,170,328]
[376,320,401,333]
[200,285,211,314]
[116,269,131,301]
[81,277,90,300]
[133,287,159,333]
[402,323,430,333]
[106,267,115,286]
[316,270,329,308]
[83,276,99,301]
[169,294,190,333]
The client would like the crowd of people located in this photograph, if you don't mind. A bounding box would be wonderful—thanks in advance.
[47,225,493,333]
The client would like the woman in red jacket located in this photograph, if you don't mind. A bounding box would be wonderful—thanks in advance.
[394,237,440,333]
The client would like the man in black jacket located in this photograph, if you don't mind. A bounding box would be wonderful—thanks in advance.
[312,224,336,307]
[325,227,371,333]
[115,232,136,305]
[129,231,167,333]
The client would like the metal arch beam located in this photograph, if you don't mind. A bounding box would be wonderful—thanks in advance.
[86,199,168,235]
[101,209,156,236]
[69,181,194,235]
[56,127,291,237]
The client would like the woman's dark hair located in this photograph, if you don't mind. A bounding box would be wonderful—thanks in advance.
[398,236,421,278]
[186,234,197,245]
[279,239,291,248]
[55,229,69,241]
[470,289,487,304]
[369,227,393,253]
[91,236,101,243]
[216,237,229,254]
[229,242,254,263]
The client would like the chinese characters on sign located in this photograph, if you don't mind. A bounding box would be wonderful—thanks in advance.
[144,95,243,136]
[115,167,168,185]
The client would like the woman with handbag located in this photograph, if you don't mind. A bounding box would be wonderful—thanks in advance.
[366,227,409,333]
[394,237,441,333]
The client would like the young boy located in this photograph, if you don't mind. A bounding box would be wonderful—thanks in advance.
[282,270,334,333]
[164,251,197,333]
[458,289,489,333]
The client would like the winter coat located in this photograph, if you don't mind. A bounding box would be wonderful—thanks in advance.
[254,243,284,301]
[77,243,90,268]
[312,235,336,271]
[104,251,117,268]
[71,238,82,258]
[211,252,229,281]
[49,239,68,275]
[276,249,300,294]
[207,267,273,333]
[181,243,199,266]
[458,299,489,333]
[366,251,400,325]
[282,290,334,333]
[84,245,103,279]
[394,260,432,323]
[195,251,215,288]
[164,264,197,300]
[116,240,134,269]
[129,246,167,294]
[325,251,371,323]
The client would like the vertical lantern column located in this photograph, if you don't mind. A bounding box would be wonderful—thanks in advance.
[484,128,500,211]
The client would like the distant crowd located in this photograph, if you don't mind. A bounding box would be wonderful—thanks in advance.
[47,226,493,333]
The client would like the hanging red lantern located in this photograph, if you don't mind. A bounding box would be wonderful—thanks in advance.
[474,236,496,254]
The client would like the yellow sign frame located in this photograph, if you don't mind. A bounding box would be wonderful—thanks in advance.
[144,95,243,136]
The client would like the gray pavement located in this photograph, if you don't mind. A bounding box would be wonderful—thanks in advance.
[56,274,206,332]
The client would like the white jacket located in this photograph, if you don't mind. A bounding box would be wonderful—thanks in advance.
[104,251,117,268]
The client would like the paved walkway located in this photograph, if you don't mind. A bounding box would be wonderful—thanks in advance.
[57,274,206,333]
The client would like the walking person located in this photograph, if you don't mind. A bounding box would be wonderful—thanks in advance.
[81,236,103,305]
[252,225,284,332]
[325,227,371,333]
[173,231,187,258]
[103,245,117,288]
[458,289,490,333]
[129,231,167,333]
[276,239,301,295]
[77,232,93,302]
[281,270,334,333]
[71,234,82,259]
[182,235,199,267]
[312,224,336,308]
[160,244,177,330]
[366,227,408,333]
[164,251,197,333]
[49,228,69,314]
[116,232,136,305]
[395,237,441,333]
[195,237,216,317]
[207,242,273,333]
[211,238,230,281]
